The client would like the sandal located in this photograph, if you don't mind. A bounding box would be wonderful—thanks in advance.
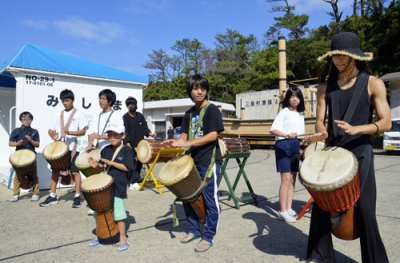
[194,240,213,253]
[88,238,99,247]
[117,242,130,252]
[181,233,201,244]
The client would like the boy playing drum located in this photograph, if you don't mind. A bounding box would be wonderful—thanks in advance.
[87,122,134,252]
[9,111,40,202]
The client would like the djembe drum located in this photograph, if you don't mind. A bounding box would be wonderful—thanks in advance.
[136,140,179,164]
[42,141,71,170]
[302,141,325,160]
[75,149,102,177]
[158,155,206,223]
[43,141,73,185]
[81,172,119,239]
[218,138,250,158]
[300,146,360,240]
[9,149,36,189]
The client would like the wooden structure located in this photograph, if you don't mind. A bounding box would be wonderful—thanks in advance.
[221,86,318,146]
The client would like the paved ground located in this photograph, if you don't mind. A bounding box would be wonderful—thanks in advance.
[0,149,399,263]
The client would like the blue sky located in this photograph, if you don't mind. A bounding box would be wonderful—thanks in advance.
[1,0,356,78]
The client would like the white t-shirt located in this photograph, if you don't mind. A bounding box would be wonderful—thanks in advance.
[270,107,305,141]
[88,110,124,149]
[50,109,88,151]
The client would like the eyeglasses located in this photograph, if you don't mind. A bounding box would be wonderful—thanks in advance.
[21,118,32,122]
[98,97,107,101]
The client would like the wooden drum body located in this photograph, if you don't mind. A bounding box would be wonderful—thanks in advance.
[9,149,36,189]
[137,140,178,164]
[81,172,119,239]
[300,146,360,240]
[75,149,102,177]
[158,155,206,223]
[218,138,250,158]
[43,141,71,170]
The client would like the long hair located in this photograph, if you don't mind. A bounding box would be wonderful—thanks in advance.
[318,57,371,84]
[282,86,305,113]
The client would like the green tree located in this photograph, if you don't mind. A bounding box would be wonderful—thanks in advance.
[266,0,310,39]
[171,38,206,76]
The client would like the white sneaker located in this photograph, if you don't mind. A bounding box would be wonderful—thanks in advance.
[87,209,94,216]
[9,195,19,202]
[146,176,153,182]
[31,195,40,202]
[277,211,296,223]
[129,183,140,191]
[288,208,298,218]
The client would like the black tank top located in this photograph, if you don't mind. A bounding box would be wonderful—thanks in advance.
[326,72,373,148]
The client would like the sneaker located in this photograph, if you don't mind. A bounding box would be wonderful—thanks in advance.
[146,176,153,182]
[72,196,81,208]
[39,196,59,207]
[87,209,94,216]
[277,211,296,223]
[129,183,140,191]
[9,195,19,202]
[31,195,40,202]
[288,208,298,218]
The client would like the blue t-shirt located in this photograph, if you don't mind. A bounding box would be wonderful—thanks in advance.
[9,126,40,152]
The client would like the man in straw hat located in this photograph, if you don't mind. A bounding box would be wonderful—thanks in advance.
[303,32,390,262]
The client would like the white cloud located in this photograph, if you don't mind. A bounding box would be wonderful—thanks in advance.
[53,17,126,43]
[21,20,49,30]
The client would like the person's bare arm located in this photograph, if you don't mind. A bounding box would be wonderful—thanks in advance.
[303,83,329,142]
[369,76,391,132]
[335,76,391,135]
[172,131,218,148]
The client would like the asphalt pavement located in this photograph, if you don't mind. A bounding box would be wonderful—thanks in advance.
[0,149,399,263]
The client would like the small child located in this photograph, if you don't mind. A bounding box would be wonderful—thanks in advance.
[9,111,40,202]
[88,122,134,252]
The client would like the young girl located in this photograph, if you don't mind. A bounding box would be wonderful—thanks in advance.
[270,86,305,223]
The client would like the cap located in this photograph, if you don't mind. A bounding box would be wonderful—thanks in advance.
[105,122,125,134]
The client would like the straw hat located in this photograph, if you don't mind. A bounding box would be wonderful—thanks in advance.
[317,32,373,62]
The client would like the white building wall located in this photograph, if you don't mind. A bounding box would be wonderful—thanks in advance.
[390,80,400,118]
[236,87,312,120]
[0,71,144,189]
[236,90,280,120]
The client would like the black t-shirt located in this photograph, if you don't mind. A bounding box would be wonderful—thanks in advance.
[123,111,151,148]
[167,128,174,139]
[181,103,224,165]
[100,145,134,199]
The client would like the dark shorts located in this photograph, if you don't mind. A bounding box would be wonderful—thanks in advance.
[275,139,300,173]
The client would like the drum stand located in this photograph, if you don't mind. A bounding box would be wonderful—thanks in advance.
[218,151,258,209]
[138,148,185,195]
[296,197,313,220]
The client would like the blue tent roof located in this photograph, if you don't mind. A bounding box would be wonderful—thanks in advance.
[0,44,148,84]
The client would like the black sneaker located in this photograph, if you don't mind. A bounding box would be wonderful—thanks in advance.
[39,196,58,207]
[72,196,81,208]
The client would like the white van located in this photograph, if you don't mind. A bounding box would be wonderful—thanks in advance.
[383,118,400,154]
